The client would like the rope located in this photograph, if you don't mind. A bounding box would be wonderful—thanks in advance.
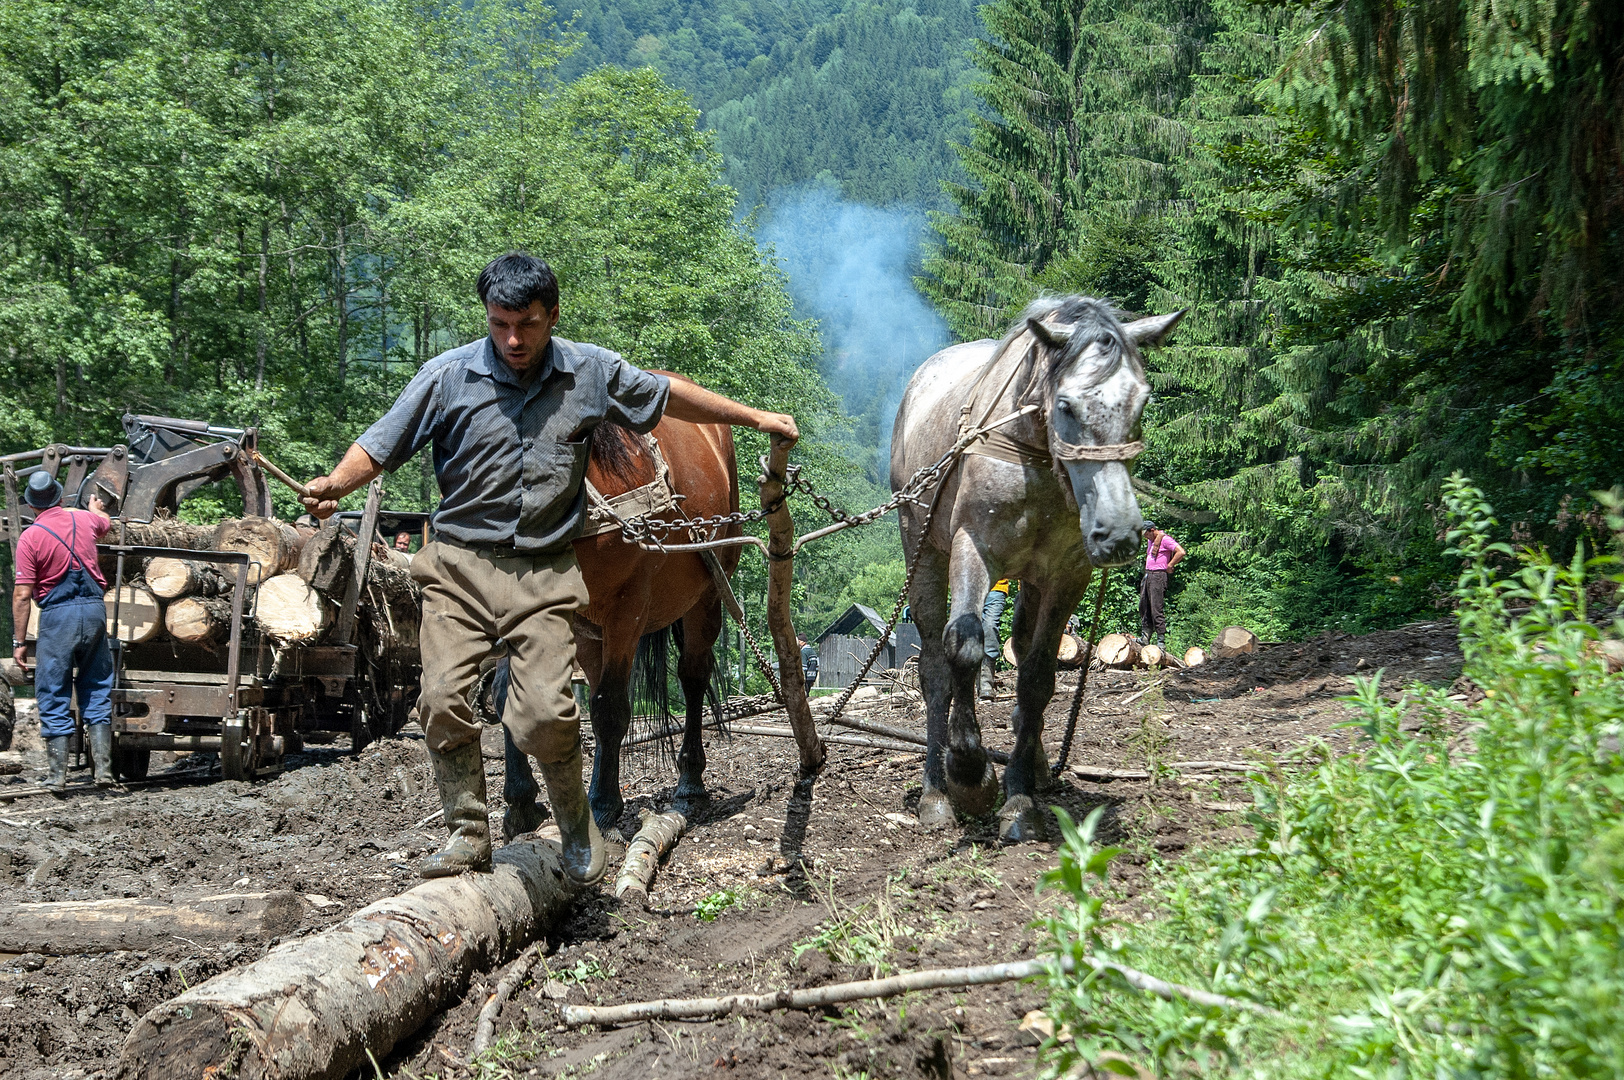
[1053,567,1110,776]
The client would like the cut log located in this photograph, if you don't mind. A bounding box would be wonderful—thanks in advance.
[297,519,354,595]
[1096,633,1140,668]
[144,557,228,600]
[1140,644,1163,668]
[104,585,163,643]
[1001,638,1017,667]
[117,840,578,1080]
[1056,633,1083,669]
[0,892,305,957]
[164,596,235,645]
[1211,626,1258,658]
[615,810,687,907]
[256,573,330,643]
[1183,646,1207,667]
[118,518,215,550]
[214,516,305,586]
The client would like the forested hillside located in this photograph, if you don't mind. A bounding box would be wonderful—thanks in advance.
[559,0,978,208]
[922,0,1624,645]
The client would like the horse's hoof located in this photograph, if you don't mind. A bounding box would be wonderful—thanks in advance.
[917,790,954,830]
[998,796,1046,844]
[671,785,710,822]
[590,798,625,834]
[946,754,1000,817]
[502,799,549,843]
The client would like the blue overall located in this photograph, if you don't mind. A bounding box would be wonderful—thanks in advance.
[30,517,114,739]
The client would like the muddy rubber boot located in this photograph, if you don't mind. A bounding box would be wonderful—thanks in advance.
[88,725,116,787]
[45,737,69,792]
[540,743,606,886]
[977,660,996,700]
[1156,632,1165,649]
[419,742,492,878]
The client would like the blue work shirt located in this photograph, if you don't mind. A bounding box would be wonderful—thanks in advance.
[358,335,669,553]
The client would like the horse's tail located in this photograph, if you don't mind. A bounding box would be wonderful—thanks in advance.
[627,624,678,758]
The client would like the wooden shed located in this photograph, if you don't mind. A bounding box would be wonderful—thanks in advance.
[813,604,921,689]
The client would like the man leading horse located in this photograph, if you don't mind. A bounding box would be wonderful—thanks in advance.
[303,253,797,886]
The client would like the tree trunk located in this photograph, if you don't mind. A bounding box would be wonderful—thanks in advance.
[119,519,215,550]
[214,517,305,586]
[0,892,304,957]
[165,596,235,645]
[117,841,578,1080]
[256,574,330,643]
[1183,646,1206,667]
[1096,633,1140,668]
[1211,626,1258,658]
[104,586,162,644]
[1140,644,1164,668]
[144,557,228,600]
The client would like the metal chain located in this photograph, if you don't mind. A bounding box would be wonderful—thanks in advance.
[735,608,784,702]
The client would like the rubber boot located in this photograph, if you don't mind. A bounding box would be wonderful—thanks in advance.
[1156,632,1165,649]
[539,742,606,886]
[88,724,116,787]
[978,660,996,700]
[45,737,69,792]
[419,742,492,878]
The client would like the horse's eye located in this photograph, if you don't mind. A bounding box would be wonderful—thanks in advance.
[1057,400,1074,417]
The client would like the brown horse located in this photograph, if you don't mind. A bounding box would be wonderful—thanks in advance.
[499,374,742,837]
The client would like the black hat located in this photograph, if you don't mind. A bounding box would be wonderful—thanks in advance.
[23,471,61,510]
[1141,520,1158,533]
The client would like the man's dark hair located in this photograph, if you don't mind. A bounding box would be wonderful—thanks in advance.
[477,252,559,311]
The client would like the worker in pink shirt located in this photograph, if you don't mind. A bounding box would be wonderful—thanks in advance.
[10,471,116,790]
[1138,521,1185,648]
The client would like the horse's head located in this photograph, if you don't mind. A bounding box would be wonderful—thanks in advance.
[1019,297,1182,567]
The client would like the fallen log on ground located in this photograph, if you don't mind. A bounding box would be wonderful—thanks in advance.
[0,892,304,956]
[1211,626,1258,658]
[214,515,306,586]
[615,810,687,907]
[730,724,923,755]
[1096,633,1140,668]
[1056,633,1083,669]
[1183,646,1206,667]
[1140,644,1164,668]
[118,840,577,1080]
[144,557,229,600]
[560,952,1279,1027]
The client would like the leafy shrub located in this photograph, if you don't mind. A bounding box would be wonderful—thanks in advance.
[1037,473,1624,1077]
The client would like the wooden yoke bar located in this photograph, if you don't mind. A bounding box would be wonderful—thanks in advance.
[759,437,825,776]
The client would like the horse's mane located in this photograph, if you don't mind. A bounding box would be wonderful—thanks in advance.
[992,295,1146,398]
[589,422,650,492]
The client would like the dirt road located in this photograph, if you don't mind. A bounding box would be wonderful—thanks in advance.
[0,620,1460,1079]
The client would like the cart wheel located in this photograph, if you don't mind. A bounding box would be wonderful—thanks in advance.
[220,714,250,781]
[114,741,150,780]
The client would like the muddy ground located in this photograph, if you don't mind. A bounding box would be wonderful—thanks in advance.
[0,620,1462,1080]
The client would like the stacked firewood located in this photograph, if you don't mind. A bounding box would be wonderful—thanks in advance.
[90,516,419,657]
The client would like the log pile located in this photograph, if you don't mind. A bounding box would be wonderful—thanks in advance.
[19,515,422,657]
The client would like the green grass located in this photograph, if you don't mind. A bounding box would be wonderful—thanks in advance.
[1033,476,1624,1078]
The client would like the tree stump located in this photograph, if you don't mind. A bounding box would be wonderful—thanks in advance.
[1211,626,1258,658]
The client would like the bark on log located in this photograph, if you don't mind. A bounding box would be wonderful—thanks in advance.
[298,520,354,595]
[117,840,578,1080]
[164,597,234,645]
[0,892,305,957]
[1211,626,1258,658]
[214,516,305,586]
[118,519,215,550]
[614,810,687,907]
[256,574,331,643]
[1096,633,1140,668]
[144,557,228,600]
[1183,647,1207,668]
[104,585,163,644]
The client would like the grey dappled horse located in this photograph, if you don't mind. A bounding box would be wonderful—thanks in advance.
[890,297,1182,842]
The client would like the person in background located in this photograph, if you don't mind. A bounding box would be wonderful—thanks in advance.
[10,472,116,790]
[980,579,1012,699]
[1138,521,1185,648]
[799,636,819,687]
[393,530,414,557]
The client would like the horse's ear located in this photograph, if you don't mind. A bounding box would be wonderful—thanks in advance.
[1026,318,1072,348]
[1122,310,1185,348]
